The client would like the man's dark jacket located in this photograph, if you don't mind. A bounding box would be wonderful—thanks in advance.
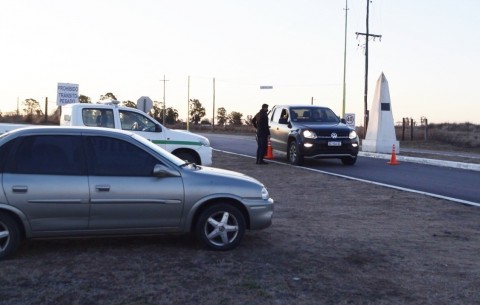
[252,109,270,137]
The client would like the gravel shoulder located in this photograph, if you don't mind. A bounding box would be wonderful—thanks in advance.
[1,151,480,305]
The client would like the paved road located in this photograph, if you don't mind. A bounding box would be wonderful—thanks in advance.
[203,133,480,206]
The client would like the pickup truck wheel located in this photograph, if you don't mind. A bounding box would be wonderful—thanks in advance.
[0,213,21,260]
[196,204,246,251]
[175,151,199,164]
[288,141,304,165]
[341,156,357,165]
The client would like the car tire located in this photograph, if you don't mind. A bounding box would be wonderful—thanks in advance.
[175,151,199,164]
[0,213,21,260]
[288,141,304,165]
[196,204,246,251]
[341,156,357,165]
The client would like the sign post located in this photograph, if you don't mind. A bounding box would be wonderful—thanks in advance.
[137,96,153,113]
[344,113,355,128]
[56,83,79,106]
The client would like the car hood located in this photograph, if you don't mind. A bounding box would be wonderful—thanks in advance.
[180,165,267,200]
[292,122,354,137]
[294,122,350,130]
[196,166,263,186]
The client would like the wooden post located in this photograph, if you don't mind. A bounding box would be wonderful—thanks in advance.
[44,97,48,122]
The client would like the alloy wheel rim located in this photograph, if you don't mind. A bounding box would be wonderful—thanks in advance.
[289,144,297,163]
[204,211,239,247]
[0,222,10,251]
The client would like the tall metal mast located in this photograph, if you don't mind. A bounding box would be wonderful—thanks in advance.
[342,0,349,118]
[356,0,381,137]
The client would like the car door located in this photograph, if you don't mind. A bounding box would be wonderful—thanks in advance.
[269,107,290,152]
[2,135,90,232]
[85,135,184,229]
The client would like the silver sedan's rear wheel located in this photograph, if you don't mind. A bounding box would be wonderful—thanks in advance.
[0,213,21,260]
[196,204,246,251]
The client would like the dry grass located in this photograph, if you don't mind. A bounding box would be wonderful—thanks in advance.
[1,151,480,305]
[395,123,480,149]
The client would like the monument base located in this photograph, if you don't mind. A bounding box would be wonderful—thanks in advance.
[362,139,400,154]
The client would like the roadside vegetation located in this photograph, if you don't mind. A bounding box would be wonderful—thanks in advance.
[1,95,478,151]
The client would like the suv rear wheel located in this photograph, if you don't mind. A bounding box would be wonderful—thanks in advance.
[175,151,199,165]
[288,141,304,165]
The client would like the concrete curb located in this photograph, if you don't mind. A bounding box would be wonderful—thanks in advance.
[359,151,480,172]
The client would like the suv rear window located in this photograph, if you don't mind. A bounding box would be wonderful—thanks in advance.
[82,109,115,128]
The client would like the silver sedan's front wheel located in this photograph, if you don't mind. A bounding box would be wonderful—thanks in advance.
[196,204,246,251]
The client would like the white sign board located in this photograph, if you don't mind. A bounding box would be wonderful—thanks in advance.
[137,96,153,113]
[344,113,355,128]
[57,83,79,106]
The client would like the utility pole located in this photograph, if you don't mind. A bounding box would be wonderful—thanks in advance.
[187,76,190,131]
[160,75,169,125]
[342,0,349,118]
[356,0,381,137]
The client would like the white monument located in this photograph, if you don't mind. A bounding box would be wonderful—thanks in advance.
[362,73,400,154]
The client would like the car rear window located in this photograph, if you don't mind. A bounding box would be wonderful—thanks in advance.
[8,135,85,175]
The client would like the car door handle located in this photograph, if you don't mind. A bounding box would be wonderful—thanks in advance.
[95,185,111,192]
[12,185,28,193]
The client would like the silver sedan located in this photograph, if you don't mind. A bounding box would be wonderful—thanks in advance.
[0,126,273,259]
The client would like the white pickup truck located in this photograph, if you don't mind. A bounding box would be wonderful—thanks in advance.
[0,102,213,166]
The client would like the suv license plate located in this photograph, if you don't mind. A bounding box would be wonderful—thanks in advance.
[328,141,341,146]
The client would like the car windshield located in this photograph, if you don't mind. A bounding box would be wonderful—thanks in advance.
[131,133,186,166]
[290,107,340,123]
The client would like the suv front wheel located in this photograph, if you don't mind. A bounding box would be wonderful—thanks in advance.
[341,156,357,165]
[288,141,304,165]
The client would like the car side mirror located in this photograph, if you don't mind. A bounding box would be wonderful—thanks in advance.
[340,118,346,124]
[279,117,288,125]
[155,124,162,132]
[153,164,180,177]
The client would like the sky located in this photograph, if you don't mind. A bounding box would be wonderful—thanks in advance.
[1,0,479,125]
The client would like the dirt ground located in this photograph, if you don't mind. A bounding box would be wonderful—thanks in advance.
[1,151,480,305]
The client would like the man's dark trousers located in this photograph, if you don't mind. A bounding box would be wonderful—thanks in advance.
[256,134,268,163]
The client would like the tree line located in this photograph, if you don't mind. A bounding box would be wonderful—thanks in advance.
[0,93,253,127]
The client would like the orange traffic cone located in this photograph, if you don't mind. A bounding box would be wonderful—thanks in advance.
[265,139,274,159]
[387,144,399,165]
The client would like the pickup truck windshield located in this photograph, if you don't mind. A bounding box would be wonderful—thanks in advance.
[290,107,339,123]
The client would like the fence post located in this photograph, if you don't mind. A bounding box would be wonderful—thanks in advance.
[410,118,414,140]
[424,118,428,141]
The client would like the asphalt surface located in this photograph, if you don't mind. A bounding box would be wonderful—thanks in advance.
[202,133,480,206]
[360,149,480,171]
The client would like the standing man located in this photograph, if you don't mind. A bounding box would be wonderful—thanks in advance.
[251,103,270,165]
